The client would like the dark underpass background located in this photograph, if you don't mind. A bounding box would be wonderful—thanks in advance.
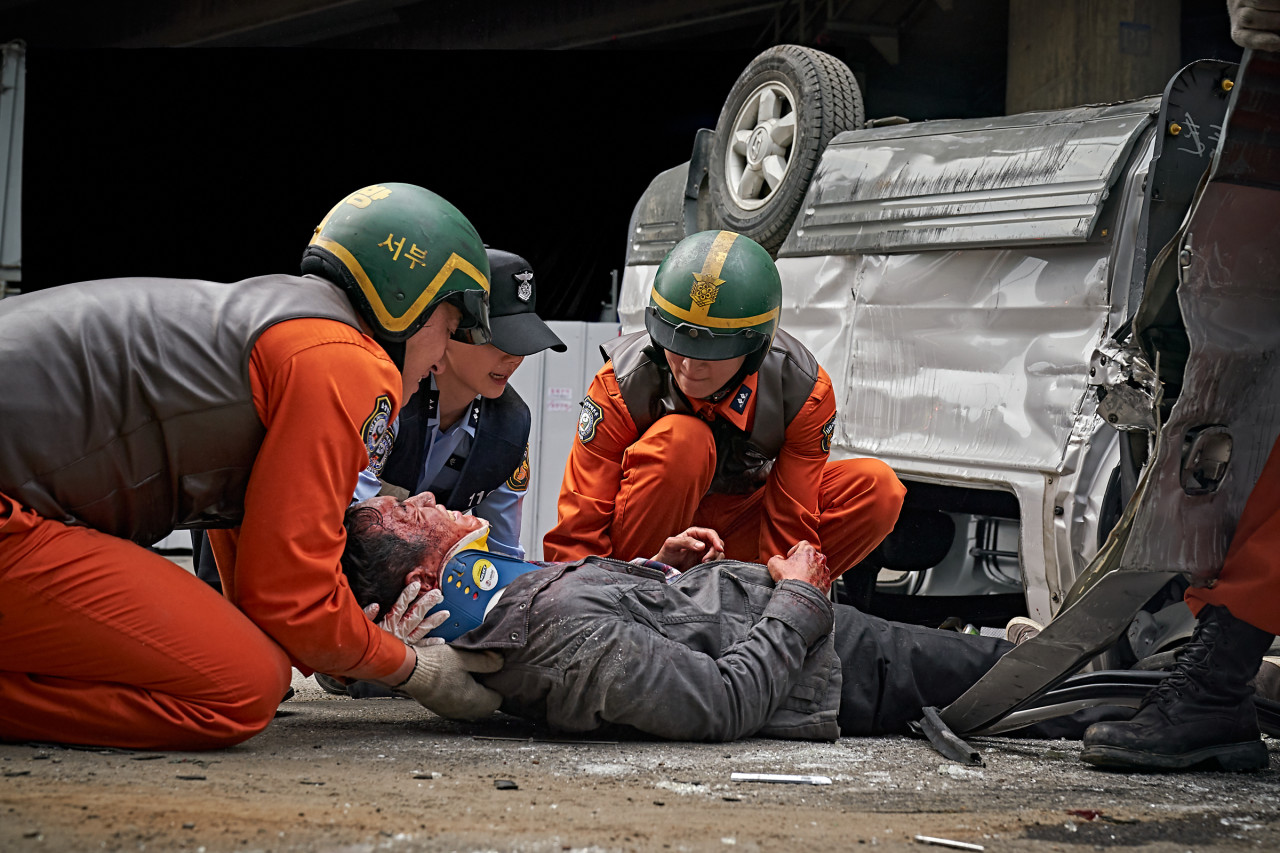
[17,3,1239,319]
[21,49,753,320]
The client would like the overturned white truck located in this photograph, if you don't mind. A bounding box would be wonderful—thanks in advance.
[619,44,1280,730]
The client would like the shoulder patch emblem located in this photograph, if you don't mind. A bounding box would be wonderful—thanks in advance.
[578,396,604,444]
[362,394,395,476]
[730,384,752,414]
[820,413,836,454]
[506,443,531,492]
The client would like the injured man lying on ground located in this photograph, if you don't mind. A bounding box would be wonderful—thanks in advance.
[336,493,1123,742]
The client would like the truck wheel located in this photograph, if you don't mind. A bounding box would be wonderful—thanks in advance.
[709,45,863,253]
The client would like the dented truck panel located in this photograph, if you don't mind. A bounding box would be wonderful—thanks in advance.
[621,53,1247,652]
[940,49,1280,735]
[782,100,1157,256]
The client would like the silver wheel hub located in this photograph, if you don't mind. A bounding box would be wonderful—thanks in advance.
[723,80,798,212]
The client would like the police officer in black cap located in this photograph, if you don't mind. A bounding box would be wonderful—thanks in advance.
[354,248,566,557]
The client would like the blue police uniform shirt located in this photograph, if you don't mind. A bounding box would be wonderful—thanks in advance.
[353,376,527,559]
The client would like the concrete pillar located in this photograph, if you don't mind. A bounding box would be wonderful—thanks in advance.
[1007,0,1181,113]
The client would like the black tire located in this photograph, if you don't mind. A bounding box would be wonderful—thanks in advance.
[708,45,864,254]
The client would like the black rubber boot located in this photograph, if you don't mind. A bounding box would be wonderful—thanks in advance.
[1082,604,1274,771]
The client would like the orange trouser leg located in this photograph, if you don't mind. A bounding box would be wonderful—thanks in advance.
[813,458,906,575]
[1186,433,1280,635]
[0,495,292,750]
[693,490,766,562]
[697,458,906,572]
[610,415,717,560]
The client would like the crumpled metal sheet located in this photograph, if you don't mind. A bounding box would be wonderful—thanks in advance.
[626,244,1115,480]
[1089,340,1160,433]
[1118,196,1280,583]
[940,48,1280,735]
[618,264,656,335]
[779,245,1112,474]
[783,99,1157,255]
[1119,49,1280,587]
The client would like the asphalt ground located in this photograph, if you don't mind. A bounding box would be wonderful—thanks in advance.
[4,553,1278,852]
[3,666,1280,852]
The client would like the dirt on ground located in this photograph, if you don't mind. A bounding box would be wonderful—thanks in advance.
[3,672,1279,853]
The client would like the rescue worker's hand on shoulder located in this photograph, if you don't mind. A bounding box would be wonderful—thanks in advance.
[395,645,504,720]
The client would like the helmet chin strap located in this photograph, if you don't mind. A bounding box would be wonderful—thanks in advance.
[648,336,764,403]
[380,339,406,371]
[707,358,755,402]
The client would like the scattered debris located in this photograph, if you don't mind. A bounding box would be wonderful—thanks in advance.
[130,755,165,761]
[913,835,984,851]
[182,822,196,830]
[175,774,206,781]
[471,735,618,744]
[298,780,324,786]
[1066,809,1101,821]
[494,779,519,790]
[654,780,708,796]
[3,770,31,777]
[937,764,983,779]
[730,772,832,785]
[914,707,982,766]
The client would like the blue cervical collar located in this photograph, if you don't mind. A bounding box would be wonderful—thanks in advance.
[427,549,542,641]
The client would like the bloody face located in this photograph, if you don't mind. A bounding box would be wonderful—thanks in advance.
[352,491,484,589]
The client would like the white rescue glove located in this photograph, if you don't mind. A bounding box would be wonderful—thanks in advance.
[366,582,449,646]
[395,645,504,720]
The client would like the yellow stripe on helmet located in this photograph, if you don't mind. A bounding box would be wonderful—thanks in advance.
[701,230,738,279]
[314,236,489,333]
[652,288,780,329]
[685,230,739,323]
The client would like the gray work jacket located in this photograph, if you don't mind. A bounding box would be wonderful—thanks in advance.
[451,557,842,741]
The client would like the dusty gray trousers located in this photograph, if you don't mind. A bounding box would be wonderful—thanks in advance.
[834,604,1011,735]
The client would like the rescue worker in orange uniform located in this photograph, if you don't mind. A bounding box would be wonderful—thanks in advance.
[1081,1,1280,771]
[0,183,503,750]
[543,230,905,576]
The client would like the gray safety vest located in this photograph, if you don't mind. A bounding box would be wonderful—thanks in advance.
[0,274,363,545]
[601,329,819,495]
[379,384,530,511]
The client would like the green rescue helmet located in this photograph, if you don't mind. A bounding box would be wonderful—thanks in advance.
[646,230,781,367]
[301,183,492,349]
